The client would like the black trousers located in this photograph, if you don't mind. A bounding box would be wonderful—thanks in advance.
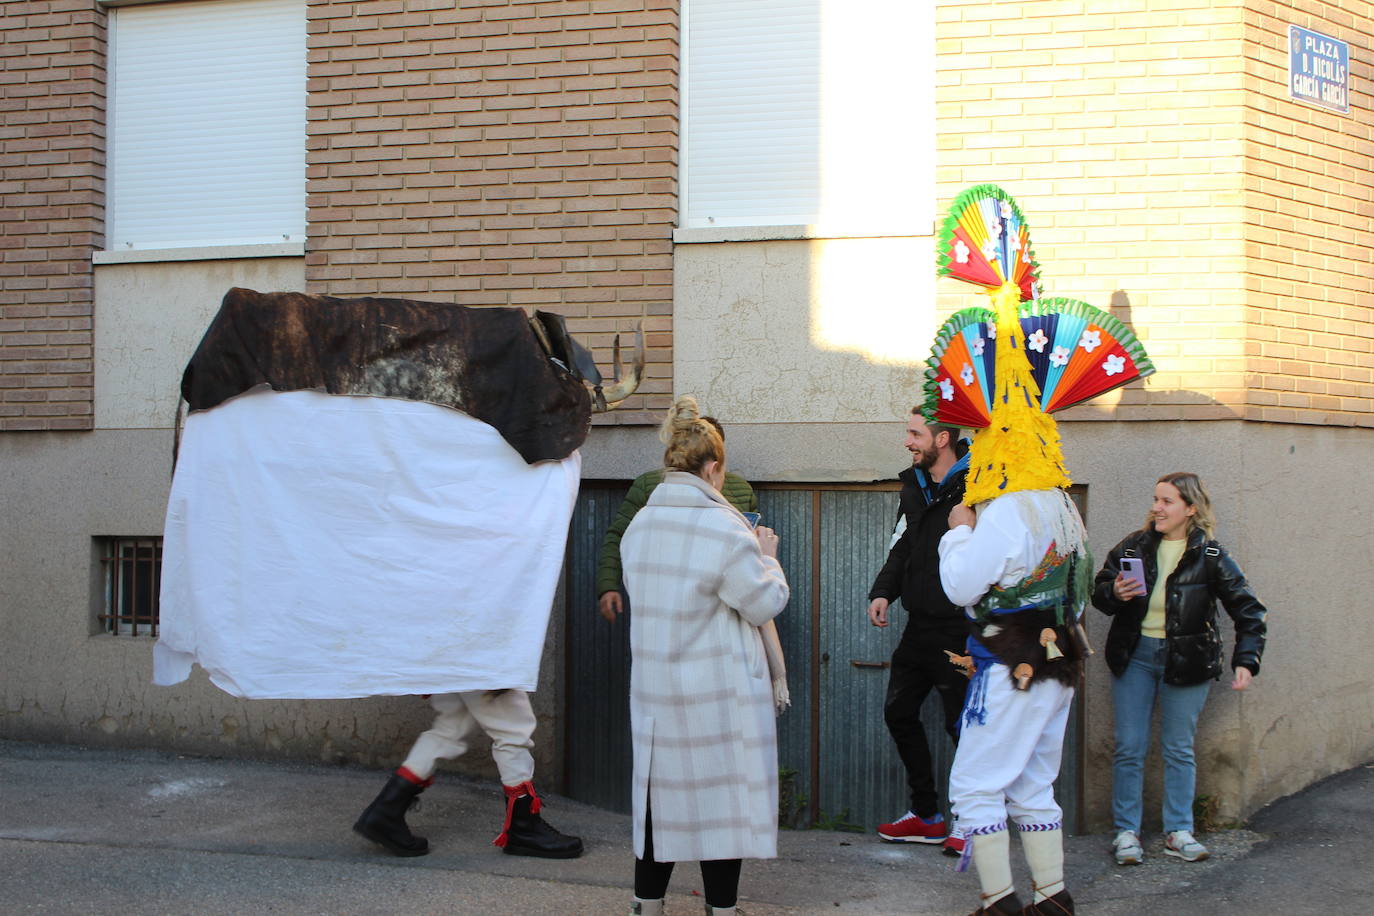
[634,803,742,907]
[884,628,969,818]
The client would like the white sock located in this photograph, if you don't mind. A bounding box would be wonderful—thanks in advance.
[630,897,664,916]
[970,828,1015,904]
[1019,826,1065,901]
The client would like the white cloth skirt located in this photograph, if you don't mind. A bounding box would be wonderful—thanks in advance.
[154,387,581,699]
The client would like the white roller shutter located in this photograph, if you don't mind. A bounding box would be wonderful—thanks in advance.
[108,0,306,250]
[683,0,935,232]
[684,0,823,227]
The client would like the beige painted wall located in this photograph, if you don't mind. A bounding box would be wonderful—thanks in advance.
[674,237,939,432]
[94,258,306,430]
[7,247,1372,829]
[671,237,1374,830]
[1068,420,1374,830]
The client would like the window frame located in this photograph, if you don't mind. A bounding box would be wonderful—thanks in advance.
[679,0,937,238]
[103,0,307,253]
[96,536,163,636]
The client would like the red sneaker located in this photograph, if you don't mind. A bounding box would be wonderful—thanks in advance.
[942,834,965,857]
[877,811,948,844]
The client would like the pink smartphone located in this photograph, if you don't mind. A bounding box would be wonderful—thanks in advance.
[1120,557,1147,592]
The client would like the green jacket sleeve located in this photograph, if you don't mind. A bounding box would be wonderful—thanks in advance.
[595,470,664,596]
[721,472,758,514]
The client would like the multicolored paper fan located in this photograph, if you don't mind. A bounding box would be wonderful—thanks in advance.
[922,298,1155,428]
[936,184,1041,302]
[921,307,996,429]
[1018,298,1155,413]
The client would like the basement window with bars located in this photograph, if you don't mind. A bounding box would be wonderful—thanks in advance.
[98,537,162,636]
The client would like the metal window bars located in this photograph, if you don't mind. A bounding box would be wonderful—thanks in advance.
[99,537,162,636]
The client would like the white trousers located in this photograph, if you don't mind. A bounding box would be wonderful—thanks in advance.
[949,665,1073,833]
[400,690,537,786]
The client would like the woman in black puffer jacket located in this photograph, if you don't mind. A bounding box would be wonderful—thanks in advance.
[1091,472,1267,868]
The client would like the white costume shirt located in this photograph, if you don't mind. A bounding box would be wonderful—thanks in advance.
[938,489,1085,614]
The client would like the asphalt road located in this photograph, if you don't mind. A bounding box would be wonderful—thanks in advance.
[0,739,1367,914]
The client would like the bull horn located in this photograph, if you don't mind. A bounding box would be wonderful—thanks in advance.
[528,314,555,359]
[594,322,645,411]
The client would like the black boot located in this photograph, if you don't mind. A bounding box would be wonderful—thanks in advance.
[494,783,583,859]
[1029,890,1074,915]
[966,892,1025,916]
[353,772,429,857]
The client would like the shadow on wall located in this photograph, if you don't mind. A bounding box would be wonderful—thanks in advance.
[1101,288,1236,414]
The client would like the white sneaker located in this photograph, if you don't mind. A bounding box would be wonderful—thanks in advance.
[1112,829,1143,865]
[1164,829,1209,862]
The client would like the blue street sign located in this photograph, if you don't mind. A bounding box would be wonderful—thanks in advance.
[1289,25,1349,113]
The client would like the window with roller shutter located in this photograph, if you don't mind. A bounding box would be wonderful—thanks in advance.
[681,0,936,233]
[105,0,306,251]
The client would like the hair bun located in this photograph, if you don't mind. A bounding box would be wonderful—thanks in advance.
[659,395,702,443]
[659,395,724,474]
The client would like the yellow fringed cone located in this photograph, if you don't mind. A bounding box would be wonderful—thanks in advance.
[964,282,1072,505]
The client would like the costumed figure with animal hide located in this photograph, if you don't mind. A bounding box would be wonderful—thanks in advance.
[924,187,1155,916]
[153,288,644,860]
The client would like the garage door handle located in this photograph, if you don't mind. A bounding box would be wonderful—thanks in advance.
[850,659,890,669]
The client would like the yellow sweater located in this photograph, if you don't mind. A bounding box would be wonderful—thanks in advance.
[1142,537,1187,638]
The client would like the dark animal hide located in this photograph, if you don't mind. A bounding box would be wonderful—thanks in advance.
[972,607,1084,688]
[181,288,591,463]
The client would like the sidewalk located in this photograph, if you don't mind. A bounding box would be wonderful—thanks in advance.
[0,739,1367,914]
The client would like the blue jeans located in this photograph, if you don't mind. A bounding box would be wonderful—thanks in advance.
[1111,636,1211,834]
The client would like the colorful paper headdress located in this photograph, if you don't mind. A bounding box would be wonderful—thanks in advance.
[925,185,1155,504]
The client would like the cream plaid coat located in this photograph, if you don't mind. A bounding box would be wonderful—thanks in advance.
[621,471,790,862]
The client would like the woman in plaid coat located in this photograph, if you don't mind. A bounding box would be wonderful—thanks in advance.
[620,397,790,916]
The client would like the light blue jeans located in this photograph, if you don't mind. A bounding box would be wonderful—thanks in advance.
[1111,636,1212,834]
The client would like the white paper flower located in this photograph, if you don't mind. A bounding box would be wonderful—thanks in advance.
[988,217,1002,238]
[1103,354,1126,376]
[1027,328,1048,353]
[1010,232,1021,252]
[954,240,970,264]
[960,363,976,386]
[1079,328,1102,352]
[939,377,955,401]
[1031,282,1041,299]
[971,336,985,356]
[981,238,999,263]
[1049,345,1070,368]
[999,200,1012,220]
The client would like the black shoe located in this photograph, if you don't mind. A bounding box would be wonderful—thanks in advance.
[1029,890,1074,915]
[966,893,1025,916]
[353,773,429,857]
[500,791,583,859]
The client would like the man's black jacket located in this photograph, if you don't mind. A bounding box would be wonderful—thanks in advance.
[867,462,969,638]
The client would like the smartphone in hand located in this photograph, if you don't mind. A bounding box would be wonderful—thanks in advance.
[1120,557,1147,593]
[742,511,761,529]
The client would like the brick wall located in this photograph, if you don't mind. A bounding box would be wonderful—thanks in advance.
[1241,1,1374,427]
[304,0,678,423]
[936,1,1256,423]
[0,0,103,431]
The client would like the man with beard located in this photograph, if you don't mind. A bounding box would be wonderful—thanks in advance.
[865,409,970,853]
